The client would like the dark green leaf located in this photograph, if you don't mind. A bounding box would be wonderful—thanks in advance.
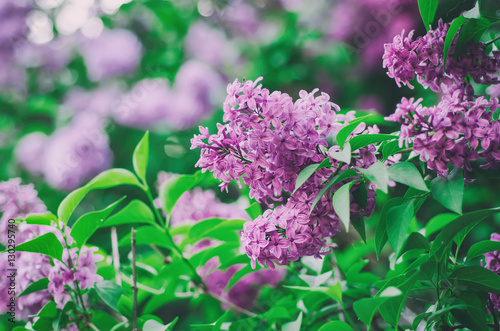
[353,287,402,325]
[467,240,500,261]
[95,280,126,313]
[375,198,407,259]
[448,266,500,293]
[398,232,429,259]
[388,162,428,191]
[455,18,492,56]
[443,16,467,70]
[336,118,369,149]
[36,301,57,318]
[133,131,149,183]
[101,199,156,228]
[310,169,361,214]
[387,199,415,254]
[430,168,464,214]
[418,0,439,30]
[382,140,410,160]
[349,134,396,151]
[351,217,366,243]
[71,197,125,248]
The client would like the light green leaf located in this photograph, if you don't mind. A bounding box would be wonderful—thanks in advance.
[95,280,126,313]
[332,181,359,232]
[189,218,245,244]
[318,321,353,331]
[159,172,204,215]
[133,131,149,183]
[18,278,49,298]
[119,225,174,250]
[388,162,428,191]
[245,202,262,220]
[382,140,410,160]
[101,199,156,228]
[358,161,388,193]
[23,213,57,226]
[9,233,63,262]
[424,213,458,237]
[353,287,401,325]
[58,168,142,224]
[71,197,126,249]
[282,312,302,331]
[430,168,464,214]
[294,159,330,194]
[329,141,351,164]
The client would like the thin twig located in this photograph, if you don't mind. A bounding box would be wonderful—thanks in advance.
[111,227,121,286]
[88,323,101,331]
[210,293,257,317]
[486,35,500,46]
[131,228,138,331]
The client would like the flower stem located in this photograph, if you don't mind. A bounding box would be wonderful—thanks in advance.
[131,228,138,331]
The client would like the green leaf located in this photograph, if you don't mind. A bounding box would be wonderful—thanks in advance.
[58,168,142,224]
[424,213,458,237]
[101,199,156,228]
[143,317,178,331]
[375,198,407,259]
[23,213,57,226]
[440,207,500,254]
[443,16,467,70]
[387,199,415,254]
[133,131,149,183]
[455,18,492,56]
[332,181,359,232]
[388,162,428,191]
[318,321,353,331]
[309,168,360,214]
[358,161,388,193]
[430,168,464,214]
[382,140,410,160]
[245,202,262,220]
[329,141,351,164]
[17,278,49,298]
[379,273,420,326]
[294,159,330,194]
[418,0,439,31]
[336,119,366,149]
[351,217,366,243]
[398,232,429,259]
[189,218,245,244]
[349,134,396,152]
[159,172,204,215]
[448,266,500,293]
[282,312,302,331]
[467,240,500,261]
[9,233,63,262]
[95,280,126,313]
[119,225,174,250]
[36,301,57,318]
[71,197,126,249]
[353,287,402,325]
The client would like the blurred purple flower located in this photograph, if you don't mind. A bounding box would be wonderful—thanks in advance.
[79,29,142,81]
[64,85,122,117]
[15,132,49,176]
[41,114,113,190]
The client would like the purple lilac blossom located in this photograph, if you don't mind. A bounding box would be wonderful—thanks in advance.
[485,233,500,311]
[0,179,102,320]
[15,132,49,176]
[79,29,142,81]
[64,85,122,117]
[184,21,238,67]
[383,20,500,95]
[192,78,382,268]
[41,114,113,190]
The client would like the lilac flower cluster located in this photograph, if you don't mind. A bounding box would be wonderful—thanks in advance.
[15,114,112,190]
[383,20,500,95]
[484,233,500,311]
[384,21,500,176]
[192,78,380,268]
[0,179,102,324]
